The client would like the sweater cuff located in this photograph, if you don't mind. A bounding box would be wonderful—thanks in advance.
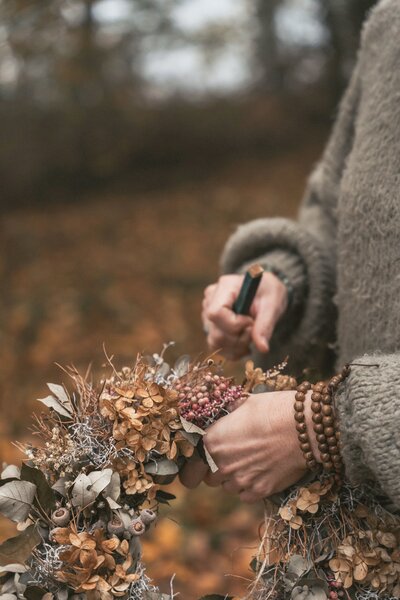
[335,354,400,510]
[220,218,336,375]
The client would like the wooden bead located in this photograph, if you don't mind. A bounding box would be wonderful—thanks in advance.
[320,453,330,463]
[325,427,334,437]
[295,392,305,402]
[294,401,304,412]
[318,443,328,453]
[312,413,323,424]
[307,459,317,470]
[316,434,326,443]
[335,430,341,440]
[297,381,311,394]
[294,412,305,423]
[301,443,311,453]
[296,422,307,433]
[298,432,308,443]
[311,402,321,413]
[304,451,314,462]
[311,392,322,403]
[322,405,332,416]
[329,446,340,456]
[322,394,331,405]
[314,424,324,434]
[322,416,334,426]
[323,461,334,471]
[313,382,325,393]
[327,436,337,447]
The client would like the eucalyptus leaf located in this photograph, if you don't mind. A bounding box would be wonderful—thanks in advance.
[52,478,67,497]
[87,469,113,495]
[291,584,327,600]
[103,472,120,502]
[116,509,132,530]
[0,481,36,522]
[105,497,121,509]
[144,458,178,484]
[71,473,96,508]
[180,417,205,436]
[0,526,41,566]
[37,395,72,419]
[46,383,72,408]
[1,466,20,480]
[174,354,190,376]
[287,555,310,577]
[0,564,27,573]
[144,459,179,477]
[156,362,170,379]
[21,464,55,513]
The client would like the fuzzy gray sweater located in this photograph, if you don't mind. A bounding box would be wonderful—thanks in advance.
[220,0,400,509]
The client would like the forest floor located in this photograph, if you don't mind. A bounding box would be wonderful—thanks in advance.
[0,140,324,598]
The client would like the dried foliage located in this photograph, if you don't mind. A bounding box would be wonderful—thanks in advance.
[0,349,398,600]
[0,348,288,599]
[251,479,400,600]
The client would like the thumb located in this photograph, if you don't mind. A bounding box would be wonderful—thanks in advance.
[251,298,280,353]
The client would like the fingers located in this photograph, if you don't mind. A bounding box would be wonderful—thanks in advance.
[203,275,252,334]
[179,452,209,489]
[251,274,288,353]
[251,295,280,353]
[206,327,252,360]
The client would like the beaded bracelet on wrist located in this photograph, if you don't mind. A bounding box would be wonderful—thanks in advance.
[295,365,351,482]
[294,381,318,471]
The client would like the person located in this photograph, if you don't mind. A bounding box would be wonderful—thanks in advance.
[180,0,400,512]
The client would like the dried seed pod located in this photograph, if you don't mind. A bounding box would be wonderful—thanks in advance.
[128,517,146,537]
[140,509,157,526]
[52,507,70,526]
[107,517,125,536]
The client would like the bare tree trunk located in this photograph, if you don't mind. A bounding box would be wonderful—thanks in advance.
[254,0,284,92]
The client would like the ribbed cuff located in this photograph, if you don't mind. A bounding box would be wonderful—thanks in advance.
[335,354,400,511]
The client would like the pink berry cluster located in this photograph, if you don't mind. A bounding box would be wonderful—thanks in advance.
[176,371,246,428]
[327,575,344,599]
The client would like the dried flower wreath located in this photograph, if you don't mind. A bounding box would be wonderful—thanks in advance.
[0,345,399,600]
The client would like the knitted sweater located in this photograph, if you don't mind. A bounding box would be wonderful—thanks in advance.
[220,0,400,509]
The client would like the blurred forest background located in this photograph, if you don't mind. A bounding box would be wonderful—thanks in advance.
[0,0,376,598]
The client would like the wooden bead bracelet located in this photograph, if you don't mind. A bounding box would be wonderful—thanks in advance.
[294,365,351,483]
[294,380,318,471]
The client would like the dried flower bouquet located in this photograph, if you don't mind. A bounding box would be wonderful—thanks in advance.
[0,346,399,600]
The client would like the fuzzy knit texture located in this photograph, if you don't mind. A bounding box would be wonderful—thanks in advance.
[221,0,400,509]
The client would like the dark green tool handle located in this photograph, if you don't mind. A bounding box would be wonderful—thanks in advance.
[232,264,264,316]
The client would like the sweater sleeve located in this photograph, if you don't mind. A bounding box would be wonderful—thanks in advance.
[220,60,362,375]
[335,354,400,510]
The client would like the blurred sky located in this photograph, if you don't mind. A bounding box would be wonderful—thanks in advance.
[93,0,326,96]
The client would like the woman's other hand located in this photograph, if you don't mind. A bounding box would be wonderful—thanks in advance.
[202,273,288,360]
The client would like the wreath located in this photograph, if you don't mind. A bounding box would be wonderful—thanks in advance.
[0,345,399,600]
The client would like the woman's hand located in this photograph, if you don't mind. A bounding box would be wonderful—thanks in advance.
[202,272,288,360]
[180,390,318,502]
